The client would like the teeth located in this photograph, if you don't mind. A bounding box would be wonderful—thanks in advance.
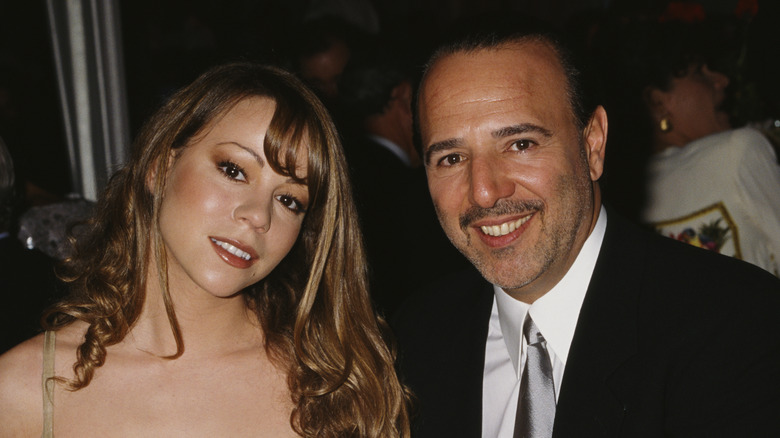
[211,238,251,260]
[480,215,532,237]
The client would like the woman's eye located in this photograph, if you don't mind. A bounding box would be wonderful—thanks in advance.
[218,161,247,182]
[276,194,306,214]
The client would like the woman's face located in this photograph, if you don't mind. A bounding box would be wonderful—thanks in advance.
[158,97,309,299]
[659,63,731,145]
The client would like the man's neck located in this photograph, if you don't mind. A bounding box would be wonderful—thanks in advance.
[505,195,603,304]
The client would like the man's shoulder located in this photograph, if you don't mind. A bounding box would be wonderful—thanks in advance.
[391,266,494,351]
[600,210,780,309]
[393,268,490,320]
[390,267,492,436]
[648,222,777,287]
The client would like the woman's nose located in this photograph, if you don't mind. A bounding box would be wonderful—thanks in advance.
[234,196,271,232]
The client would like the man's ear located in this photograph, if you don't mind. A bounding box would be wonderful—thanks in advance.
[583,105,608,181]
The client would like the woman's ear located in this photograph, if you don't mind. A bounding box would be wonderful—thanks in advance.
[647,88,671,123]
[146,150,177,192]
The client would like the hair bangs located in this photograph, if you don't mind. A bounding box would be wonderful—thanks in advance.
[264,96,330,207]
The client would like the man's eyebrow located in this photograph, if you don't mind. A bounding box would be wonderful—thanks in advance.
[492,124,553,139]
[423,124,553,165]
[424,138,462,165]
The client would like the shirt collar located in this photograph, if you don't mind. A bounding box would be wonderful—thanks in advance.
[368,135,411,167]
[494,206,608,374]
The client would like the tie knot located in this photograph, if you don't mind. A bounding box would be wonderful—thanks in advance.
[523,315,545,346]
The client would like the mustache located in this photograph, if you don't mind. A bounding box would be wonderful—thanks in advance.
[459,199,543,230]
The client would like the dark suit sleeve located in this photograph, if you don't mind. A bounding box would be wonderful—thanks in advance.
[660,271,780,437]
[391,268,493,438]
[554,212,780,437]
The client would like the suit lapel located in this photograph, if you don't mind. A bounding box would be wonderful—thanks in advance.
[553,213,644,437]
[399,267,494,437]
[448,273,494,436]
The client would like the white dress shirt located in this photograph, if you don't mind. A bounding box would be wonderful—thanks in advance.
[482,206,607,438]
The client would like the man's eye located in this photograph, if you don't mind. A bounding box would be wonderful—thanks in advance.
[438,154,463,167]
[218,161,247,181]
[511,139,534,151]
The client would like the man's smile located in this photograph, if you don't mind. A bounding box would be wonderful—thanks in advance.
[479,214,534,237]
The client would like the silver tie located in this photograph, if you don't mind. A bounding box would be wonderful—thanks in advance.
[513,316,556,438]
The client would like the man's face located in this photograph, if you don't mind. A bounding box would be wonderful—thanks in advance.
[418,41,606,303]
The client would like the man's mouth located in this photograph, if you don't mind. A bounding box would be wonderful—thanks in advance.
[479,215,532,237]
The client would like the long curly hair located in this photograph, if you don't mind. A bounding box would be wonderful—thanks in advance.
[43,63,410,437]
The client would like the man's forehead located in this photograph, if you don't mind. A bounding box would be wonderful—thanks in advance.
[422,44,566,114]
[424,40,562,86]
[419,41,569,135]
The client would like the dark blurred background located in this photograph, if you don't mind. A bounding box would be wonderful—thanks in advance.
[1,0,778,331]
[0,0,776,210]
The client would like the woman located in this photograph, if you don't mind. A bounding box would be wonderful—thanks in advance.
[597,19,780,276]
[0,63,410,437]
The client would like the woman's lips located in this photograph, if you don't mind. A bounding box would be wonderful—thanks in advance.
[209,237,258,269]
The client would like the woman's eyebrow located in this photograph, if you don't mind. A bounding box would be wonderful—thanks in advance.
[218,141,264,167]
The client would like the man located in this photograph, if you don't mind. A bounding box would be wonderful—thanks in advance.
[392,28,780,437]
[339,42,468,314]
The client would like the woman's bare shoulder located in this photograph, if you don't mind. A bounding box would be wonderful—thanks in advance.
[0,323,86,436]
[0,333,46,436]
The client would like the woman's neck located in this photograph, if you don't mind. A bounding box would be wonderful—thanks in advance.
[653,128,692,153]
[126,269,262,358]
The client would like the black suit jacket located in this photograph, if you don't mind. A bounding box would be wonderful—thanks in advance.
[392,211,780,437]
[347,136,469,315]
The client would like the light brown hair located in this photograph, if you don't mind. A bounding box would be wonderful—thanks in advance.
[44,63,410,437]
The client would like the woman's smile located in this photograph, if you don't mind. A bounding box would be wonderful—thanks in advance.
[210,236,258,268]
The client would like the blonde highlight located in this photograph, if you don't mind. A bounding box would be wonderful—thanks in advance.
[44,63,410,436]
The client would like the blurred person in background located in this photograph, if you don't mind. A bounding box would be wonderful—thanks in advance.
[596,18,780,276]
[338,39,468,314]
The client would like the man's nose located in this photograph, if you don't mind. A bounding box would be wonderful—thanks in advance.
[468,155,515,208]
